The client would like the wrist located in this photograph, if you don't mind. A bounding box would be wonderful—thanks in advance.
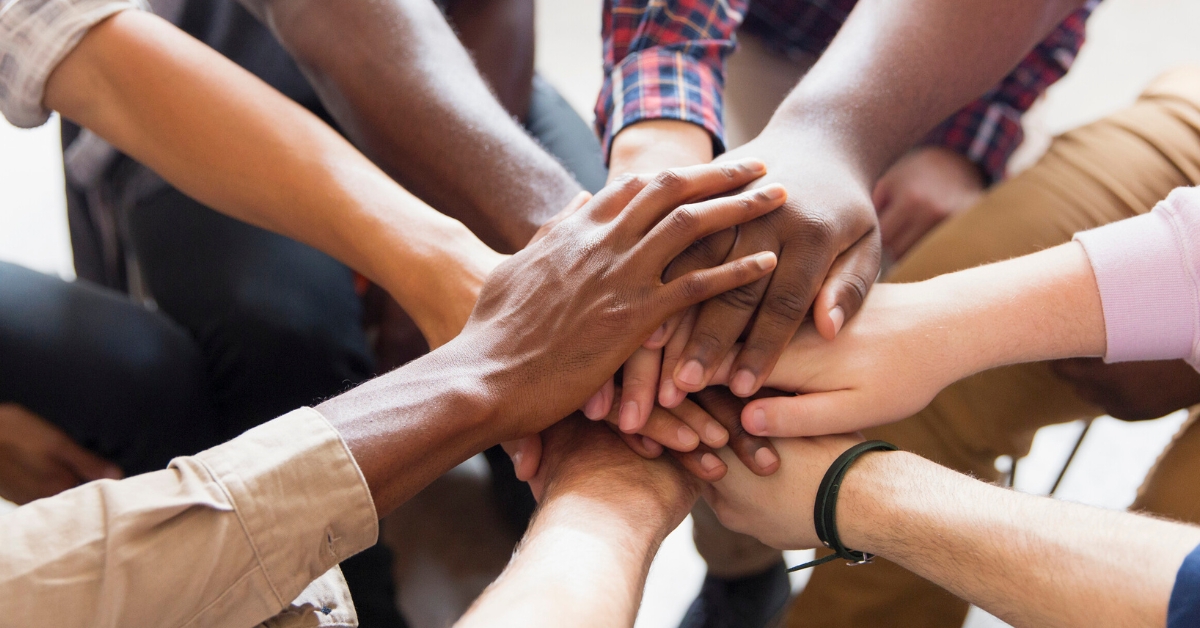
[317,339,500,514]
[609,119,714,180]
[537,489,673,556]
[380,221,503,348]
[762,101,889,185]
[833,450,925,557]
[918,242,1106,373]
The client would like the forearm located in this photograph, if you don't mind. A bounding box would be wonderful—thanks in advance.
[245,0,582,252]
[456,492,669,628]
[840,451,1200,627]
[912,242,1106,381]
[317,338,498,516]
[45,11,495,346]
[770,0,1089,182]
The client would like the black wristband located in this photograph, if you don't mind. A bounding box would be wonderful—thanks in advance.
[787,440,898,573]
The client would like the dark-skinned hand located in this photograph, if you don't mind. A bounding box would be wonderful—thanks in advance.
[464,160,784,441]
[1050,358,1200,422]
[593,133,882,438]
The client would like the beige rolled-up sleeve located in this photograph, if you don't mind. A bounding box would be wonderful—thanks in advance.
[0,407,378,628]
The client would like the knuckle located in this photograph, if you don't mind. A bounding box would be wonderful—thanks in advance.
[688,328,729,359]
[721,163,740,180]
[653,169,687,193]
[667,205,701,237]
[715,281,763,311]
[763,290,811,322]
[794,213,838,250]
[611,173,645,193]
[678,273,709,302]
[839,272,871,309]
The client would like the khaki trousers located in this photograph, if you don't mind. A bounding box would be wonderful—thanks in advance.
[706,54,1200,627]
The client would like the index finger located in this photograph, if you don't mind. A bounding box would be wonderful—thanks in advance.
[616,159,767,235]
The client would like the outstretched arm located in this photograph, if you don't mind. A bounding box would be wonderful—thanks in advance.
[721,241,1105,437]
[43,10,501,347]
[1,162,780,627]
[718,185,1200,438]
[240,0,585,252]
[707,440,1200,627]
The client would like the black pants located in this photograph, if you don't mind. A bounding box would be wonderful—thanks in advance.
[0,262,221,475]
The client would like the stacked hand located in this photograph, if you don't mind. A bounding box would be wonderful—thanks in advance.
[455,159,786,442]
[705,282,966,438]
[569,130,882,479]
[528,415,701,533]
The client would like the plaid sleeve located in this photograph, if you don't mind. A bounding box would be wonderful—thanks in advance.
[595,0,748,161]
[922,0,1099,184]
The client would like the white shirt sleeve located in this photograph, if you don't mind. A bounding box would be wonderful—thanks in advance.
[0,0,150,128]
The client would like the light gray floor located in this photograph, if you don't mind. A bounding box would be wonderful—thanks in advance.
[2,1,1199,626]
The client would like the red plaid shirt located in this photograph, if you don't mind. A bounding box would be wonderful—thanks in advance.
[596,0,1099,183]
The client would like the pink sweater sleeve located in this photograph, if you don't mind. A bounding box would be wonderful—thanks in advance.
[1074,186,1200,371]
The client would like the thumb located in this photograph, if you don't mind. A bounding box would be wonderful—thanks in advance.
[528,191,592,246]
[741,391,877,438]
[501,435,543,482]
[813,234,879,340]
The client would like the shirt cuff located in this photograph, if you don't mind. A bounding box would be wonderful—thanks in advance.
[190,407,379,611]
[0,0,149,128]
[1074,206,1199,366]
[266,566,360,628]
[921,100,1024,185]
[596,47,725,161]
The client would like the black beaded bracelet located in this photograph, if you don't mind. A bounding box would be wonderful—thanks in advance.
[786,440,899,572]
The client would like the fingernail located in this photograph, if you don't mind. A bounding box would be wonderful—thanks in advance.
[643,436,663,455]
[754,447,779,469]
[746,407,767,434]
[701,452,723,472]
[741,159,767,173]
[511,450,524,472]
[762,184,786,200]
[659,380,679,407]
[730,369,757,397]
[678,426,699,448]
[619,401,640,433]
[705,423,728,446]
[105,466,122,480]
[830,306,845,337]
[754,252,777,271]
[677,360,705,388]
[647,323,668,347]
[584,394,604,420]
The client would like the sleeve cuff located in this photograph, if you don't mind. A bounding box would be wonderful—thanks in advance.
[192,407,379,609]
[0,0,148,128]
[1074,207,1199,366]
[596,47,725,161]
[921,100,1024,185]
